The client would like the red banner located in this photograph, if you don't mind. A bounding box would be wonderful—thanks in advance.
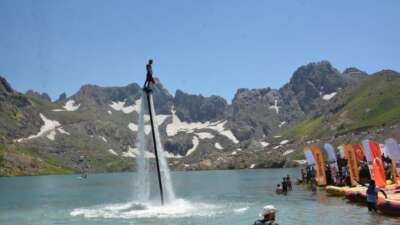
[369,141,387,188]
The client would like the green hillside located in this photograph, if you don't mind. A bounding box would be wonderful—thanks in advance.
[282,70,400,141]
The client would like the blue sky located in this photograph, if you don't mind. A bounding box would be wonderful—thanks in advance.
[0,0,399,102]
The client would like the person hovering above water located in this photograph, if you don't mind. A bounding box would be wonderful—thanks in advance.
[254,205,279,225]
[143,59,156,90]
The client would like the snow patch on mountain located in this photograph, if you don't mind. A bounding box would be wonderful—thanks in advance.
[64,100,80,111]
[163,151,183,158]
[109,99,143,114]
[215,142,224,150]
[278,121,287,128]
[16,114,61,142]
[282,149,294,156]
[280,140,289,145]
[108,149,118,156]
[122,146,155,158]
[196,132,215,139]
[166,110,239,144]
[293,160,307,165]
[154,114,170,125]
[322,92,337,100]
[128,123,138,132]
[46,130,57,140]
[260,141,270,147]
[185,136,200,156]
[52,100,80,112]
[99,136,107,143]
[269,100,280,114]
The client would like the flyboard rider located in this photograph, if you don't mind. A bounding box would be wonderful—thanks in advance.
[143,59,156,91]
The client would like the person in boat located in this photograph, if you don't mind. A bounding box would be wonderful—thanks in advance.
[254,205,279,225]
[365,180,388,212]
[143,59,156,90]
[286,175,292,191]
[276,184,283,194]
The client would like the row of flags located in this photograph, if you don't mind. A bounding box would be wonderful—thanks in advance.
[303,138,400,188]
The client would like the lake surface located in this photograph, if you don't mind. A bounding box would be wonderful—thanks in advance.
[1,168,399,225]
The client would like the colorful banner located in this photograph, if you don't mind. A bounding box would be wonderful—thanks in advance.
[353,144,365,161]
[311,146,327,186]
[324,143,339,183]
[304,148,316,166]
[384,138,400,185]
[342,144,360,186]
[338,145,345,159]
[362,140,386,188]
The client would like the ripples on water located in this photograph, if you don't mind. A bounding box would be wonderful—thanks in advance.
[1,169,400,225]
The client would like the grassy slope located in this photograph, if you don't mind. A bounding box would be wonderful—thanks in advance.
[281,70,400,142]
[336,72,400,132]
[0,144,75,176]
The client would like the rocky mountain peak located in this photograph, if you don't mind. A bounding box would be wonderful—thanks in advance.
[0,76,14,94]
[26,90,51,102]
[342,67,368,84]
[283,61,347,113]
[56,92,67,103]
[173,89,227,122]
[289,61,342,92]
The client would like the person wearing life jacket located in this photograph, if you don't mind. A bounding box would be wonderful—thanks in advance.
[254,205,279,225]
[143,59,156,90]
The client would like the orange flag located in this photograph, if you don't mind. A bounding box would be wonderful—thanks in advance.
[343,144,360,186]
[311,146,327,186]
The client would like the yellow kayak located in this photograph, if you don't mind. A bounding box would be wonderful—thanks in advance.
[325,186,350,196]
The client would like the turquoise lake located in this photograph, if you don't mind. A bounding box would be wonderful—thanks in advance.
[1,168,399,225]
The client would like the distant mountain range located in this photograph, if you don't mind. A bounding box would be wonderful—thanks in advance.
[1,61,400,176]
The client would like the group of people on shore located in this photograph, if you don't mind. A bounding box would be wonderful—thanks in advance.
[275,175,292,195]
[300,166,318,191]
[300,152,396,188]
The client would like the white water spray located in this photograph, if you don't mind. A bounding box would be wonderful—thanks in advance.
[134,91,175,204]
[135,92,150,202]
[149,94,176,202]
